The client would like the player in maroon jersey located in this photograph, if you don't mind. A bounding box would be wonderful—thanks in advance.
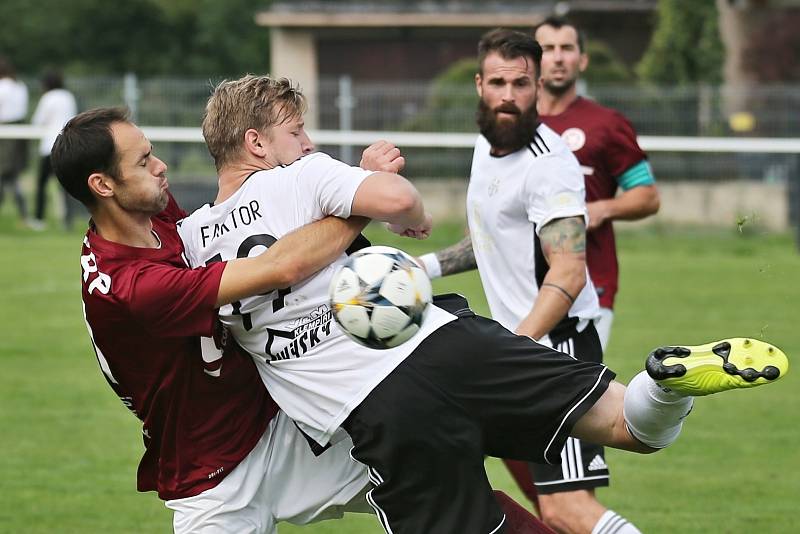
[50,108,374,532]
[496,17,660,534]
[536,17,660,352]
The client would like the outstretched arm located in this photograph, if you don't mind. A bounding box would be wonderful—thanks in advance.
[216,215,370,307]
[418,234,477,278]
[515,216,586,340]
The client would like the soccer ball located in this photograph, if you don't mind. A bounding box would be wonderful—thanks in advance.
[329,245,432,349]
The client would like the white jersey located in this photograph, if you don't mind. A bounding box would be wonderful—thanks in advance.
[467,125,600,346]
[179,152,456,445]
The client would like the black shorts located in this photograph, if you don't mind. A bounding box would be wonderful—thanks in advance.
[342,295,614,534]
[529,319,609,494]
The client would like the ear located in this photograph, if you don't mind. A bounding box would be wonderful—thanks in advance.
[579,52,589,73]
[475,73,483,98]
[87,172,115,200]
[244,128,266,158]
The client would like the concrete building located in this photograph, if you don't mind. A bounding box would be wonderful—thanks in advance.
[256,0,658,127]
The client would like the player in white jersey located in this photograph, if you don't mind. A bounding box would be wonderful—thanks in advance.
[418,31,612,529]
[178,74,788,534]
[466,129,599,346]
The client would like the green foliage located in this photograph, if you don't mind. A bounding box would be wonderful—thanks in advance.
[582,40,633,85]
[636,0,724,84]
[403,57,477,133]
[0,0,271,77]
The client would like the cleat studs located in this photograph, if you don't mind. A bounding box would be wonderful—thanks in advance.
[743,339,752,347]
[767,347,775,355]
[723,362,738,375]
[763,366,781,380]
[712,342,732,359]
[740,369,759,382]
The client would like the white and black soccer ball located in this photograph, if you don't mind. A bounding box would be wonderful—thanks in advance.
[329,245,432,350]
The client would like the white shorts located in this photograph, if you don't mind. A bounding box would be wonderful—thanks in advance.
[166,411,371,534]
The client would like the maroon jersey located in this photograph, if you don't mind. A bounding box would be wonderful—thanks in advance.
[80,194,277,500]
[540,97,647,309]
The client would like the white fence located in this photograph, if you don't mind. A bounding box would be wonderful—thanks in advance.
[2,125,798,232]
[3,124,800,153]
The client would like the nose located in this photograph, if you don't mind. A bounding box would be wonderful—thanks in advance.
[301,132,315,154]
[154,156,168,174]
[502,84,515,102]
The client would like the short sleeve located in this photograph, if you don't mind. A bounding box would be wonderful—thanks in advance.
[605,111,647,180]
[128,261,226,338]
[295,153,372,218]
[524,153,588,233]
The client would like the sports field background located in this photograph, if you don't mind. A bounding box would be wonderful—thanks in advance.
[1,205,798,533]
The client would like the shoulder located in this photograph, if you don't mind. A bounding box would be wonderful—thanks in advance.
[292,151,337,171]
[276,152,344,182]
[575,97,614,116]
[522,126,583,188]
[176,202,211,233]
[52,89,76,104]
[527,124,573,161]
[580,98,634,128]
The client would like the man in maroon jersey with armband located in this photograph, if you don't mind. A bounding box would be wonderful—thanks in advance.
[536,17,660,352]
[51,107,374,533]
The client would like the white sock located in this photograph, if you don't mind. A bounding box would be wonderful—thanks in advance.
[591,510,643,534]
[623,371,694,449]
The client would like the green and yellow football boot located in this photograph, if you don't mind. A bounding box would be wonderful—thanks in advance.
[645,338,788,396]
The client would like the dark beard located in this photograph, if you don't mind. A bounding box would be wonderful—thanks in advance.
[476,99,539,154]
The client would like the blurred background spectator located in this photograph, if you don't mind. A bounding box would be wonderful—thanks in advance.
[0,56,30,227]
[30,69,78,230]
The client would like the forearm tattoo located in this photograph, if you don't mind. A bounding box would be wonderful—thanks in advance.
[539,216,587,258]
[436,236,477,276]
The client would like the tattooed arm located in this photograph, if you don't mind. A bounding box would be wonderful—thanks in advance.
[436,234,478,276]
[418,233,477,278]
[515,216,587,340]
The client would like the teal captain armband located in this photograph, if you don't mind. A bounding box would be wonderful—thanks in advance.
[618,160,655,191]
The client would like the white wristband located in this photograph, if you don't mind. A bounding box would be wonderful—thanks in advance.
[418,253,442,279]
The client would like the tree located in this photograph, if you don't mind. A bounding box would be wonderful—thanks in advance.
[582,41,633,85]
[636,0,724,84]
[0,0,272,77]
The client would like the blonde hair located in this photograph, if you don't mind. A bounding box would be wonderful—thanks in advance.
[203,75,307,170]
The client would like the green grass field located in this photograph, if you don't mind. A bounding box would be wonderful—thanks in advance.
[1,210,798,533]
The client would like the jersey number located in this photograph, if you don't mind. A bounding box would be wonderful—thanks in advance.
[204,234,292,331]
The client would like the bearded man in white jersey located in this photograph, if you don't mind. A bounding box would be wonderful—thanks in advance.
[417,28,639,534]
[177,73,788,534]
